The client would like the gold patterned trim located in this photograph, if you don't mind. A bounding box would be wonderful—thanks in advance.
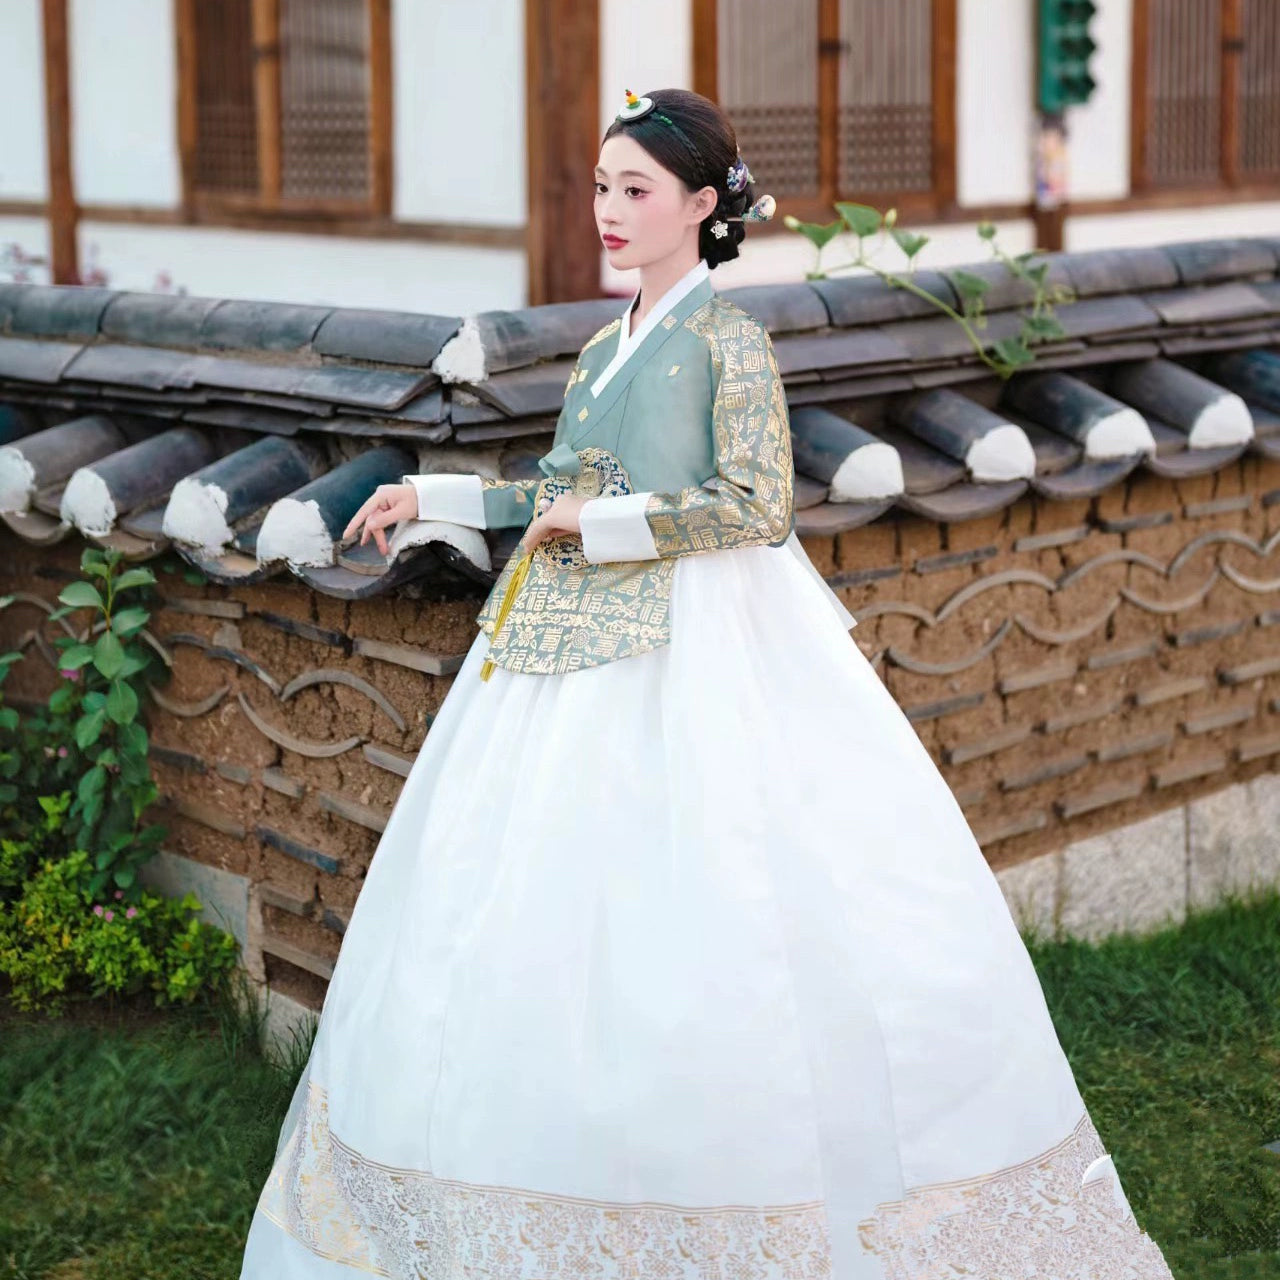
[255,1078,833,1279]
[254,1077,1172,1280]
[856,1108,1174,1279]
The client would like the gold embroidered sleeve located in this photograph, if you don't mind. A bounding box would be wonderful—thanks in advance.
[642,317,794,557]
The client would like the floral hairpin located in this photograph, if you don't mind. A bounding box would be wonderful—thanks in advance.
[710,194,777,238]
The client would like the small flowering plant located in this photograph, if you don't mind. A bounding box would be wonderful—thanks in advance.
[0,847,239,1013]
[783,203,1076,379]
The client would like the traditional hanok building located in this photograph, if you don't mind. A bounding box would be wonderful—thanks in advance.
[0,234,1277,1050]
[0,1,1277,310]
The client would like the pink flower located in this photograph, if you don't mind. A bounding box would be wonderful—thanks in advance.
[113,889,124,899]
[125,906,137,919]
[103,909,114,922]
[57,746,68,757]
[59,668,80,681]
[93,904,104,916]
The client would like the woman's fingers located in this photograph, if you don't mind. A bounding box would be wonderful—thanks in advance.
[342,485,416,555]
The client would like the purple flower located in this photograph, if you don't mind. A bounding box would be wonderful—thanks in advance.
[57,746,68,758]
[93,904,104,916]
[113,889,124,900]
[125,906,137,919]
[103,909,114,922]
[59,668,80,682]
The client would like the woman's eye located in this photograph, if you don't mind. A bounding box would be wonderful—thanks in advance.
[594,183,645,198]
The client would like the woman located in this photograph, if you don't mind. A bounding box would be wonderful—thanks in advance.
[240,88,1175,1279]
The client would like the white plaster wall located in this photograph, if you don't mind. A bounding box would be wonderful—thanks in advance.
[1067,201,1280,251]
[69,0,180,206]
[393,0,525,225]
[601,0,692,137]
[1066,0,1132,200]
[0,0,48,200]
[957,0,1035,206]
[0,216,52,285]
[75,221,526,312]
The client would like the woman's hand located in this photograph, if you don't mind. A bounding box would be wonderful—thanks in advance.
[521,494,591,553]
[342,482,419,556]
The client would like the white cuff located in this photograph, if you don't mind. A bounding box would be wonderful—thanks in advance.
[401,473,486,527]
[579,491,659,563]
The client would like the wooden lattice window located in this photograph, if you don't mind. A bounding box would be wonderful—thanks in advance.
[176,0,392,216]
[1133,0,1280,191]
[694,0,956,223]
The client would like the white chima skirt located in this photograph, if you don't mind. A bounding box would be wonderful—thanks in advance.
[240,533,1175,1280]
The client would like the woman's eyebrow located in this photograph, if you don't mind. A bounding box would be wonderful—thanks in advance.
[594,168,653,180]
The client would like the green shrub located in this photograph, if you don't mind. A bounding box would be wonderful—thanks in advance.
[0,847,240,1014]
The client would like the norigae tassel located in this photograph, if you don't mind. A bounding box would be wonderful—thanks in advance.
[479,547,534,682]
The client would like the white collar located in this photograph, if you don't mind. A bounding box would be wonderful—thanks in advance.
[591,258,711,398]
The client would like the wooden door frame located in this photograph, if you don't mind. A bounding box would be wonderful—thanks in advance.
[42,0,78,284]
[525,0,601,304]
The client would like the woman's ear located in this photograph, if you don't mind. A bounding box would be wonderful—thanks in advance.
[693,184,719,221]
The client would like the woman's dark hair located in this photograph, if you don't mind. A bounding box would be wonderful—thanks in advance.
[601,88,753,270]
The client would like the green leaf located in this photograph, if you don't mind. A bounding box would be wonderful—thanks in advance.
[113,867,135,888]
[1024,313,1066,339]
[93,630,126,680]
[95,846,114,870]
[106,679,139,724]
[60,643,97,670]
[890,228,929,259]
[977,221,997,240]
[113,568,156,593]
[78,765,106,802]
[58,581,105,611]
[783,215,844,251]
[74,708,106,750]
[950,270,992,300]
[834,202,883,237]
[121,721,148,757]
[110,606,150,637]
[991,336,1034,369]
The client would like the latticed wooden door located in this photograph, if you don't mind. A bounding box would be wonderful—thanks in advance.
[698,0,956,221]
[1134,0,1280,189]
[177,0,391,216]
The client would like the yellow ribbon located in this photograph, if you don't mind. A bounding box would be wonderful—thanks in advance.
[479,544,534,682]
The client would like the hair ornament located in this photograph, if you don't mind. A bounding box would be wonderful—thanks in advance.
[617,89,656,121]
[710,193,777,238]
[726,154,754,194]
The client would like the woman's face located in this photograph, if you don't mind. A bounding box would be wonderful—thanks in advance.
[594,132,717,271]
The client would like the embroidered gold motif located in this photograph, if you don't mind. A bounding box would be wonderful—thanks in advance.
[581,316,622,352]
[578,406,590,422]
[856,1109,1175,1279]
[669,364,681,376]
[662,313,678,329]
[642,300,795,557]
[256,1077,833,1279]
[577,366,590,382]
[475,447,677,676]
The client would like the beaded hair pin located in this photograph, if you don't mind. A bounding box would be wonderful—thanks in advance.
[615,89,776,237]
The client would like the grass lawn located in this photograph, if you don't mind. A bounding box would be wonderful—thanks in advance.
[1,887,1278,1279]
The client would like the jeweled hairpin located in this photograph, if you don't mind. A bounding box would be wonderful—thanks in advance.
[710,194,777,238]
[617,89,655,121]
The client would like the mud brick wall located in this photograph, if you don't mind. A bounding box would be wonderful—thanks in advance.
[0,538,479,1010]
[802,449,1280,873]
[2,446,1279,1005]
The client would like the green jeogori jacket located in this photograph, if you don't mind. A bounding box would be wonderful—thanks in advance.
[398,259,854,677]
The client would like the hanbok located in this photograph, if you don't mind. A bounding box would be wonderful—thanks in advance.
[240,260,1175,1279]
